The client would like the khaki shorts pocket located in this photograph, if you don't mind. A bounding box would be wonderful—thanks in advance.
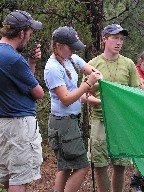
[30,132,43,166]
[30,135,42,149]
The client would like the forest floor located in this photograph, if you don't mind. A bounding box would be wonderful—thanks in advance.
[27,141,135,192]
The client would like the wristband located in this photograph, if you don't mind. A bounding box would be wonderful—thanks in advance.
[85,81,92,87]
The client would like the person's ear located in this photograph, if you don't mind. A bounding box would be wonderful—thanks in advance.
[102,36,107,43]
[56,42,62,50]
[18,30,24,39]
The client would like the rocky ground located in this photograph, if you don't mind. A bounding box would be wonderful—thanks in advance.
[27,142,135,192]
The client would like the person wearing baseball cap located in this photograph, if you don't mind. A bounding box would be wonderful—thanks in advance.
[44,26,102,192]
[102,24,128,37]
[0,10,44,192]
[2,10,42,30]
[52,26,86,51]
[81,24,141,192]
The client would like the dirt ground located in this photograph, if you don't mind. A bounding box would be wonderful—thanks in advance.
[27,142,135,192]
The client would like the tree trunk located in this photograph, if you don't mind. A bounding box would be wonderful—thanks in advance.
[85,0,104,61]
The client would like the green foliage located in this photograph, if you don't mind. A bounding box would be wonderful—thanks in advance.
[36,91,50,140]
[42,141,55,160]
[0,186,6,192]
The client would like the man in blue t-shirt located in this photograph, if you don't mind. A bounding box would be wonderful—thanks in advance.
[0,10,44,192]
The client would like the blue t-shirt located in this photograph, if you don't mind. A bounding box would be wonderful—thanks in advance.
[44,54,85,116]
[0,43,38,116]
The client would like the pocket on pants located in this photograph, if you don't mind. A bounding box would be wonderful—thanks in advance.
[30,132,43,166]
[48,129,59,150]
[61,136,86,160]
[60,122,86,160]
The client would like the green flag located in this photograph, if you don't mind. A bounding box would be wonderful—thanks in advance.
[99,80,144,158]
[133,158,144,176]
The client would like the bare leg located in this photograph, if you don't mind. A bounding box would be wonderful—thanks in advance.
[8,184,27,192]
[64,167,88,192]
[111,165,125,192]
[95,166,110,192]
[54,170,71,192]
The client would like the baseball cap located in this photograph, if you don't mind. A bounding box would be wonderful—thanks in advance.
[2,10,42,30]
[102,24,128,37]
[52,26,85,51]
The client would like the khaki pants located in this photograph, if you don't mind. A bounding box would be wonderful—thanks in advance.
[88,120,131,167]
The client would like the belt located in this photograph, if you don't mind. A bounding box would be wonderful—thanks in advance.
[51,113,81,120]
[0,115,14,118]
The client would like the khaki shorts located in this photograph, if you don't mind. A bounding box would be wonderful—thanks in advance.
[48,115,89,171]
[88,120,131,167]
[0,116,43,185]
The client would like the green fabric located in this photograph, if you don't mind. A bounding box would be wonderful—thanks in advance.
[133,158,144,176]
[99,79,144,158]
[88,54,141,120]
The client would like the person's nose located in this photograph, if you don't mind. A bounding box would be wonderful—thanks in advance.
[116,38,123,45]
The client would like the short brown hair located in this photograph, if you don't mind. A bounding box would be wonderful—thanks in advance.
[1,27,29,39]
[101,34,111,49]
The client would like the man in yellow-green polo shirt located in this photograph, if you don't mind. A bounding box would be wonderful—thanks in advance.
[81,24,141,192]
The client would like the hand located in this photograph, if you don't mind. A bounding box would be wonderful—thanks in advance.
[29,44,41,62]
[28,44,41,74]
[92,69,103,79]
[86,71,101,86]
[87,86,95,95]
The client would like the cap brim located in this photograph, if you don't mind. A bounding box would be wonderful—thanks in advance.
[30,21,42,30]
[111,29,128,36]
[69,40,86,51]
